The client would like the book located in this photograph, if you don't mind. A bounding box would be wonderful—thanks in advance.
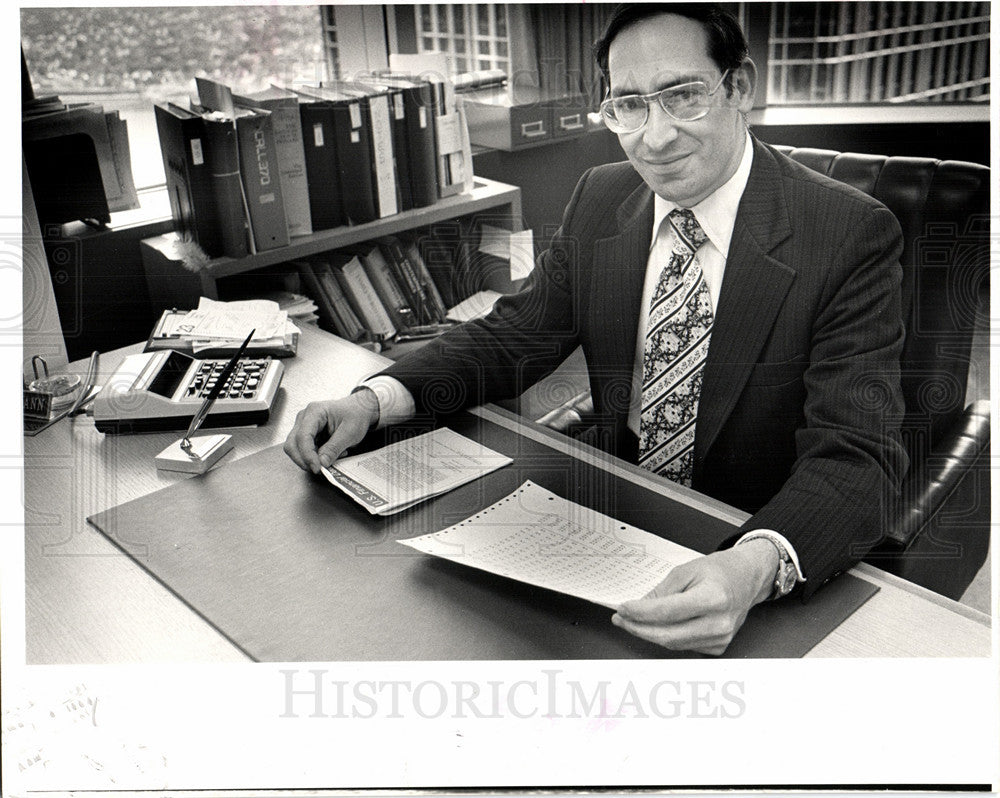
[104,111,140,214]
[401,235,449,323]
[377,235,434,325]
[333,256,397,339]
[296,97,346,231]
[234,107,290,252]
[294,259,365,342]
[153,102,223,257]
[234,86,313,237]
[355,243,417,332]
[331,81,400,219]
[371,74,440,208]
[344,78,413,212]
[192,106,251,257]
[316,260,369,342]
[22,103,139,214]
[410,225,458,308]
[296,86,378,225]
[385,55,472,199]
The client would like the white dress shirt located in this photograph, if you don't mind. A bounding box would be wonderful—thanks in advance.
[361,129,804,586]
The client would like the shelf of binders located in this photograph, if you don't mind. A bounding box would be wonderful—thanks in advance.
[140,176,522,311]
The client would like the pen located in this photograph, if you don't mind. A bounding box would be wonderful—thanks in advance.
[180,329,254,458]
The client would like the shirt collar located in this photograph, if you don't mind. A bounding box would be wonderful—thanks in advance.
[651,129,754,257]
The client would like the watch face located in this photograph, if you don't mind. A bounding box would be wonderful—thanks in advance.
[776,564,797,596]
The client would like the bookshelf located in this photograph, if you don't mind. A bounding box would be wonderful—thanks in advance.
[140,177,522,311]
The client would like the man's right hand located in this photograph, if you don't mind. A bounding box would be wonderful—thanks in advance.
[283,388,381,473]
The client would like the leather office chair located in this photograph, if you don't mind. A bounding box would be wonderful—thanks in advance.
[537,147,991,600]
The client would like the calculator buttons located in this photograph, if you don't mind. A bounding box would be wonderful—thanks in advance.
[186,357,273,400]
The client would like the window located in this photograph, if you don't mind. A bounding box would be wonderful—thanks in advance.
[412,3,511,75]
[763,1,990,104]
[20,6,328,190]
[320,6,344,81]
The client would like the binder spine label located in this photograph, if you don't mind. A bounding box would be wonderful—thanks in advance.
[368,96,398,217]
[349,103,362,128]
[190,138,204,165]
[313,123,324,147]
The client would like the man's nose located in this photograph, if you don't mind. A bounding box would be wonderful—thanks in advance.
[642,101,680,148]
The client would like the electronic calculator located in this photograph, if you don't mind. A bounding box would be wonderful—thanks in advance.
[92,349,284,434]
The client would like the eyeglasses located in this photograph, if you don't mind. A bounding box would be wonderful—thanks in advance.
[600,70,731,133]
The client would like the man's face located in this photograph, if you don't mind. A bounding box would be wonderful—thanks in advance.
[607,13,754,207]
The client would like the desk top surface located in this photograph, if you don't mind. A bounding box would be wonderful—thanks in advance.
[22,324,992,663]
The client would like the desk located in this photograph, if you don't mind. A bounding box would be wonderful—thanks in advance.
[24,324,990,662]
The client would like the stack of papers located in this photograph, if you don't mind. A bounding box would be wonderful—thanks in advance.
[149,296,300,356]
[167,297,294,342]
[323,428,512,515]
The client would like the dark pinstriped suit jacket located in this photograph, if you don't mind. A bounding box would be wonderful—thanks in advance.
[383,137,909,594]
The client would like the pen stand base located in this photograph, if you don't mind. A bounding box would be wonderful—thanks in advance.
[155,434,234,474]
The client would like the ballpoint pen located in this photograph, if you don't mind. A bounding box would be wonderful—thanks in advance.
[180,329,255,458]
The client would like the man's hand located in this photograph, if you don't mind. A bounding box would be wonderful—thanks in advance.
[283,388,381,473]
[611,538,779,656]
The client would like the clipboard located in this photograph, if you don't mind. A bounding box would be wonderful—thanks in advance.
[145,308,298,358]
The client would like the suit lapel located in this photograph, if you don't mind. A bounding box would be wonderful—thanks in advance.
[695,140,797,464]
[590,182,655,375]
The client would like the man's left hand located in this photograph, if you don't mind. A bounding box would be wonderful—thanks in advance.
[612,539,778,656]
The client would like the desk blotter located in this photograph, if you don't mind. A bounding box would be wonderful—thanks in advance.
[87,414,878,660]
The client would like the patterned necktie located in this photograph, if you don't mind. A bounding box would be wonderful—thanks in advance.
[638,208,713,486]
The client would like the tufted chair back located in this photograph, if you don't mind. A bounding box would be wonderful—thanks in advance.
[754,147,992,598]
[772,148,988,435]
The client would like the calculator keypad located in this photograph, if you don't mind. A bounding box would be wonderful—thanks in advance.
[185,359,271,400]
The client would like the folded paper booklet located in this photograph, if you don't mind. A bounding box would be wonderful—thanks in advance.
[323,427,513,515]
[399,480,701,608]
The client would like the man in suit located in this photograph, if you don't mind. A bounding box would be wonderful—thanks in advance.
[285,3,908,655]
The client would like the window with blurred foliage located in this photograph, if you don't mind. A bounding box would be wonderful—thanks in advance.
[20,6,328,189]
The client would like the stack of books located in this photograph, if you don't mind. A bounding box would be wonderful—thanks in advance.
[292,233,463,347]
[153,73,466,260]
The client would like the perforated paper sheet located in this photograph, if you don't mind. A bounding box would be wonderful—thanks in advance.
[400,480,700,608]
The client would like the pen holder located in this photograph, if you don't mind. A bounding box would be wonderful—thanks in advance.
[155,434,234,474]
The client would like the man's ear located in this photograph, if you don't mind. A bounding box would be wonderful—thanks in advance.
[730,58,758,112]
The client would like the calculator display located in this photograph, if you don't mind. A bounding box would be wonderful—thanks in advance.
[147,351,195,397]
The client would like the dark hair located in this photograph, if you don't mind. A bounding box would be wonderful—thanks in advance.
[594,3,749,81]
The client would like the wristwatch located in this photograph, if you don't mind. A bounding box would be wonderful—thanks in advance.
[740,533,798,600]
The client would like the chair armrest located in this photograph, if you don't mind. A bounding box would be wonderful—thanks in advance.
[885,399,991,548]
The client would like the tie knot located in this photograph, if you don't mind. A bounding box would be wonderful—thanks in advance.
[668,208,708,251]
